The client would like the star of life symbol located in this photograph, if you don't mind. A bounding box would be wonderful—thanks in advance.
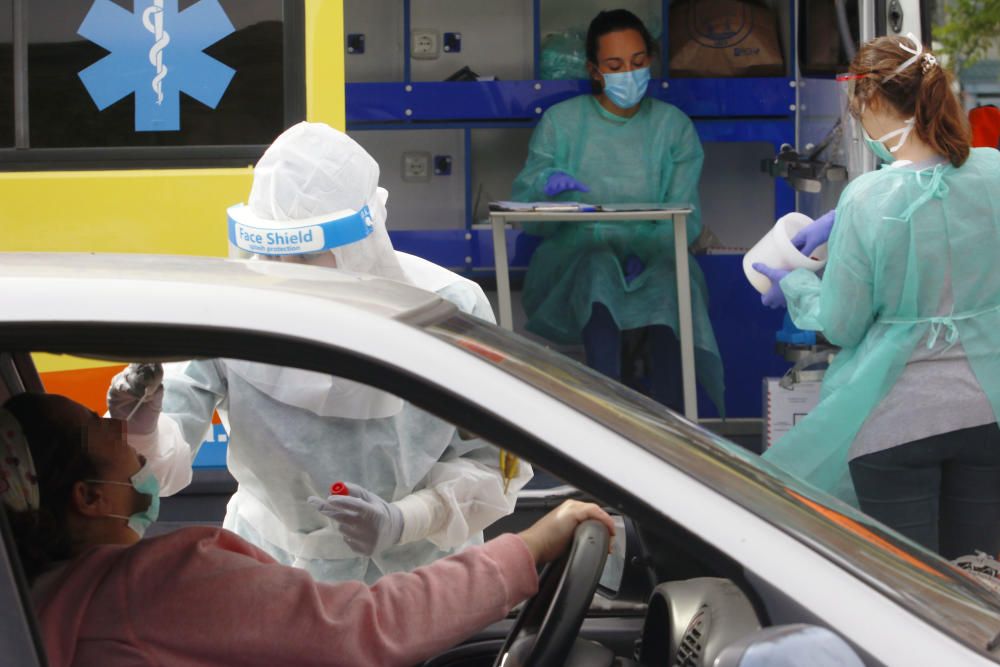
[77,0,236,132]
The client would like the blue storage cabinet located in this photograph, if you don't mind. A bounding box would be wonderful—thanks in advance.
[193,423,229,469]
[343,0,798,419]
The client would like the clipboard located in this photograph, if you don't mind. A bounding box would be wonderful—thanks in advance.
[489,200,601,213]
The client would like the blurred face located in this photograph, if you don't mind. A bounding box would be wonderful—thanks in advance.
[255,252,338,268]
[277,252,338,268]
[592,28,649,77]
[86,417,140,478]
[83,416,151,525]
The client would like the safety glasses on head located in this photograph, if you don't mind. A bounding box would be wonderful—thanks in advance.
[837,33,938,107]
[227,203,376,258]
[836,71,874,101]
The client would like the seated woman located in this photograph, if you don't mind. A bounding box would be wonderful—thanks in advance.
[1,392,613,667]
[512,9,723,414]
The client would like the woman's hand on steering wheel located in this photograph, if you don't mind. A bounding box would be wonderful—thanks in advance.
[518,500,616,565]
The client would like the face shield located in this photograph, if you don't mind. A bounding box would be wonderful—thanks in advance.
[224,122,408,418]
[229,122,407,282]
[227,201,376,262]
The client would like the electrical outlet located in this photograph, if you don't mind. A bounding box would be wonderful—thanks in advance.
[411,29,439,59]
[402,152,431,182]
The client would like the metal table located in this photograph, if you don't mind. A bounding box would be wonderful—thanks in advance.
[485,204,700,421]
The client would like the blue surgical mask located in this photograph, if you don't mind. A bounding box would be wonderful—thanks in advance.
[87,462,160,538]
[861,118,915,164]
[601,67,650,110]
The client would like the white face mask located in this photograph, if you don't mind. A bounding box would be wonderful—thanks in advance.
[843,32,936,164]
[861,117,916,162]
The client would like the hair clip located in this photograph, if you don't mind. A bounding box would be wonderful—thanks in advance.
[921,53,938,74]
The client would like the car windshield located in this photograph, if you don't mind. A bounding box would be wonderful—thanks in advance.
[426,312,1000,655]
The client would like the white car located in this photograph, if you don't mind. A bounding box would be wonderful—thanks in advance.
[2,253,999,667]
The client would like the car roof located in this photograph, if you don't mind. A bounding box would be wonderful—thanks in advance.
[0,252,452,326]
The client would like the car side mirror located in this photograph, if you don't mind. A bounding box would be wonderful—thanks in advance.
[713,624,865,667]
[597,515,655,600]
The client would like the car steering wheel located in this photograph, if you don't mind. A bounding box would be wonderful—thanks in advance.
[493,519,610,667]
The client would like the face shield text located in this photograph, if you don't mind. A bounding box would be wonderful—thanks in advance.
[235,224,325,256]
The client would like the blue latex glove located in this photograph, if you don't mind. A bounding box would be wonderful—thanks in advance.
[623,255,645,285]
[308,483,404,556]
[792,209,836,257]
[752,263,791,309]
[107,363,164,435]
[544,171,590,197]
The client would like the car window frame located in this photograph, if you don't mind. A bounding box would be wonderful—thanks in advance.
[422,313,1000,659]
[0,352,46,665]
[5,317,1000,661]
[0,502,45,667]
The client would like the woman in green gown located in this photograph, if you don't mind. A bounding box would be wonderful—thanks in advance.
[757,35,1000,558]
[512,9,723,414]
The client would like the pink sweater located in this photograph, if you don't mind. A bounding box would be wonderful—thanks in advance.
[32,527,538,667]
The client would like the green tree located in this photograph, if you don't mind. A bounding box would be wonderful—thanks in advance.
[935,0,1000,72]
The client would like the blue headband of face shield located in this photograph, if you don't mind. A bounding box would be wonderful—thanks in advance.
[227,203,375,257]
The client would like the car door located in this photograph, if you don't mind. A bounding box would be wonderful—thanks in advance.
[0,353,47,667]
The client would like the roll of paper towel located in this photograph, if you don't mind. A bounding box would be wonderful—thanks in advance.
[743,212,828,294]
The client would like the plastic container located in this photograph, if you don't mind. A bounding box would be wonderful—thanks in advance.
[743,212,828,294]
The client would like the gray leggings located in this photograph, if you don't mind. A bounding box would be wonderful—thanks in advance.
[849,423,1000,559]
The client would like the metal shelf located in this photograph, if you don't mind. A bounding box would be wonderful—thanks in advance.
[343,0,799,420]
[346,77,796,124]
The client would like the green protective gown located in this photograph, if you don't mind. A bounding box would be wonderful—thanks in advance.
[764,148,1000,507]
[511,94,725,412]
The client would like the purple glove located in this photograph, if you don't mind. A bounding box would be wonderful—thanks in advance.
[544,171,590,197]
[752,263,791,309]
[792,209,836,257]
[623,255,644,285]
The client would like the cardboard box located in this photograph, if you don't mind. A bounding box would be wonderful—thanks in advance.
[669,0,785,78]
[763,377,822,450]
[805,0,843,72]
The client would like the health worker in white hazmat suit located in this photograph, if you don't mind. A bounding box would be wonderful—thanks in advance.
[107,122,532,583]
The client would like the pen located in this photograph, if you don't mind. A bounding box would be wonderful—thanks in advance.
[531,205,600,212]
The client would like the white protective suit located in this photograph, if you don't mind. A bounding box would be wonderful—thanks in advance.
[125,123,531,582]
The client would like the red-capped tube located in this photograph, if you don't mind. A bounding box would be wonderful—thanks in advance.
[330,482,349,496]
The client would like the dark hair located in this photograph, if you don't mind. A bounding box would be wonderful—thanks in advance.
[3,394,100,583]
[848,35,971,167]
[585,9,659,94]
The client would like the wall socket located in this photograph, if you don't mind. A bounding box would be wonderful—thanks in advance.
[401,151,432,182]
[411,29,439,59]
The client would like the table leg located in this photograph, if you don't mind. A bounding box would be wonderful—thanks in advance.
[491,214,514,330]
[673,214,698,421]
